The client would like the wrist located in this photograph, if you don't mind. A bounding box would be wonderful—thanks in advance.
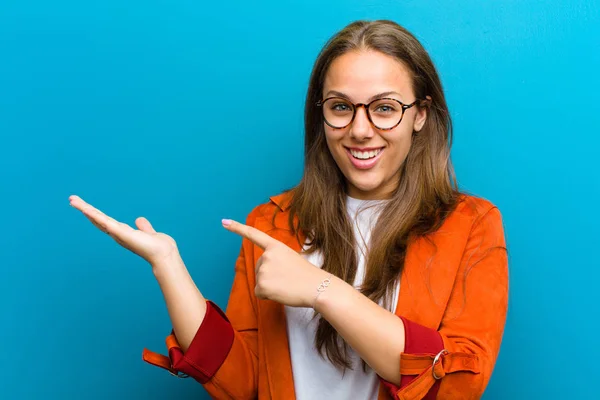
[312,272,334,311]
[152,252,186,280]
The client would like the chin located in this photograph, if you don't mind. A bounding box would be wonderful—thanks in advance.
[347,177,384,196]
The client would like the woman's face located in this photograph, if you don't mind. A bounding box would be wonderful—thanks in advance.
[322,50,428,200]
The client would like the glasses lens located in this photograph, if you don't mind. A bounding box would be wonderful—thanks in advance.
[322,98,354,128]
[368,99,403,129]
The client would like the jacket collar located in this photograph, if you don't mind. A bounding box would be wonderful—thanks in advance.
[269,190,294,212]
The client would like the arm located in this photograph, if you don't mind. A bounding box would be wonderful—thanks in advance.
[425,206,508,399]
[314,274,406,384]
[152,256,207,353]
[69,194,260,398]
[143,212,261,400]
[315,206,508,399]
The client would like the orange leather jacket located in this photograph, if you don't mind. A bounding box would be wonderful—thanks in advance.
[143,192,508,400]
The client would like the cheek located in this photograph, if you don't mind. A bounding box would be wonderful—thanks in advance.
[324,127,345,152]
[382,129,413,165]
[324,126,345,141]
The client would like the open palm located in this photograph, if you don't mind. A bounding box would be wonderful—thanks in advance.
[69,195,179,267]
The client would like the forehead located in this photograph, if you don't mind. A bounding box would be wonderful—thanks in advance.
[323,50,414,100]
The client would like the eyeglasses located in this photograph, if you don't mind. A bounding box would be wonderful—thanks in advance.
[316,97,419,130]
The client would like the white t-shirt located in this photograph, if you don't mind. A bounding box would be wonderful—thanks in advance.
[284,196,400,400]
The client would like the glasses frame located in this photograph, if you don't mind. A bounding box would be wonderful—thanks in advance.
[316,97,420,130]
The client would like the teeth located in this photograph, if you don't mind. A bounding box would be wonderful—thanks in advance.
[349,148,382,160]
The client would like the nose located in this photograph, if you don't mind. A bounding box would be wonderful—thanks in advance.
[349,105,374,141]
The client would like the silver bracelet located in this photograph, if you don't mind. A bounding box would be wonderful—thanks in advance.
[313,274,333,309]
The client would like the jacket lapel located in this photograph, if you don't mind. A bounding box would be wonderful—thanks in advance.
[256,197,304,399]
[395,211,472,326]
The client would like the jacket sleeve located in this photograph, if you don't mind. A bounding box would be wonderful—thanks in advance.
[142,210,261,400]
[381,206,509,400]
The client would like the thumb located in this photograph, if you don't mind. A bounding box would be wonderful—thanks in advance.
[135,217,156,233]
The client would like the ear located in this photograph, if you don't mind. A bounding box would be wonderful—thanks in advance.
[413,95,431,132]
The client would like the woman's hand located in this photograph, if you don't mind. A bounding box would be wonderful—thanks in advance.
[69,195,180,269]
[222,218,327,308]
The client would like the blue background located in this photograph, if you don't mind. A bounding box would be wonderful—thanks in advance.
[1,1,598,399]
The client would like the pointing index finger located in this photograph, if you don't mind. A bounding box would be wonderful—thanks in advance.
[222,219,276,250]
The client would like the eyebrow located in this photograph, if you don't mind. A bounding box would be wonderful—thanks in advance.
[324,90,403,103]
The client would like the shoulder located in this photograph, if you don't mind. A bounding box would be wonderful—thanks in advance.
[452,193,502,222]
[245,191,504,230]
[442,193,505,245]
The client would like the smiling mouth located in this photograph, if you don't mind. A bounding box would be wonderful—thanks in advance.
[347,147,384,160]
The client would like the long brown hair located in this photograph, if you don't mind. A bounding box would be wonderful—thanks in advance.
[287,20,461,369]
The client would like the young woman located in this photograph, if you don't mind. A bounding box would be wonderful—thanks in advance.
[70,20,508,400]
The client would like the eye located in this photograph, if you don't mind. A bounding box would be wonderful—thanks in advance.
[331,102,352,112]
[374,104,397,113]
